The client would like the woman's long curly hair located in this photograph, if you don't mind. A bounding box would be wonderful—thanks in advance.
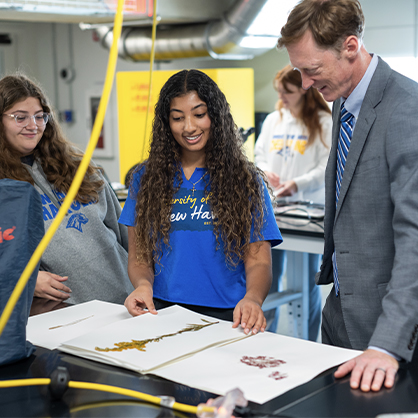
[134,69,268,268]
[0,73,103,203]
[274,65,331,148]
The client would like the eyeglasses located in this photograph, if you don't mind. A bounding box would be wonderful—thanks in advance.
[3,112,50,127]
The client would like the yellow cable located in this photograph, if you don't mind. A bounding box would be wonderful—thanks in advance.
[0,0,125,338]
[69,400,170,414]
[0,378,215,415]
[69,381,208,414]
[70,400,188,418]
[0,2,213,416]
[140,0,158,162]
[69,380,166,406]
[0,378,51,388]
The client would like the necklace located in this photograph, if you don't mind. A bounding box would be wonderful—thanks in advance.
[190,171,208,196]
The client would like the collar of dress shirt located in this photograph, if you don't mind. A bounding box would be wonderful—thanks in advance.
[342,53,379,124]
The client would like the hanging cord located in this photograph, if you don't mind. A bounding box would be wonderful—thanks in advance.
[1,2,219,416]
[139,0,158,162]
[0,1,214,415]
[0,0,124,338]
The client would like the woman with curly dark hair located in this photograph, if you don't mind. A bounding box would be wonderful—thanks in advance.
[119,69,282,334]
[0,73,132,304]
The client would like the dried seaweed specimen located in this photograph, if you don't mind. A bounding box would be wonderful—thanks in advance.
[95,318,219,352]
[240,356,286,369]
[49,315,94,330]
[268,371,288,381]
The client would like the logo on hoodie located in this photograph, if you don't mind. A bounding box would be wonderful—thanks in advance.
[0,226,16,243]
[66,214,89,232]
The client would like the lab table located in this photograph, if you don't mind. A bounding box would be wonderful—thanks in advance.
[1,342,417,417]
[262,216,324,339]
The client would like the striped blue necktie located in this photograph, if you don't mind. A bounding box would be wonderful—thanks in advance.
[333,105,354,296]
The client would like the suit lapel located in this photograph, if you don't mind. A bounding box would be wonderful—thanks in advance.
[334,102,376,220]
[324,101,340,232]
[333,57,390,223]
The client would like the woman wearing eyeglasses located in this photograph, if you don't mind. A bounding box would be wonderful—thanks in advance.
[0,73,132,305]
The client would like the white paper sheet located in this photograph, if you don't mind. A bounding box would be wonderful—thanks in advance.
[154,331,362,404]
[27,300,362,404]
[26,300,131,350]
[58,304,248,373]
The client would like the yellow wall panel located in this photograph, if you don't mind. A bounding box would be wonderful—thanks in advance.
[116,68,254,184]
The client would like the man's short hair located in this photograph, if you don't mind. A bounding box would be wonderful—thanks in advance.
[277,0,365,52]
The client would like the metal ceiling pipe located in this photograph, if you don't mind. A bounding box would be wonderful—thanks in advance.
[94,0,271,61]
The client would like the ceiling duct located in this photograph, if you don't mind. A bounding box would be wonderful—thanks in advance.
[94,0,275,61]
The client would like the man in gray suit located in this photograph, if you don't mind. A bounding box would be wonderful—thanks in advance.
[278,0,418,392]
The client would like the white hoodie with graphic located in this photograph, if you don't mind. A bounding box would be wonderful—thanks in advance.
[254,109,332,204]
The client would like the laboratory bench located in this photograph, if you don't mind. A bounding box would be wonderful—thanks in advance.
[1,340,417,417]
[262,215,325,340]
[3,215,416,417]
[2,271,418,417]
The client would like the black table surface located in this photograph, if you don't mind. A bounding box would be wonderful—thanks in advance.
[2,296,417,417]
[1,332,418,417]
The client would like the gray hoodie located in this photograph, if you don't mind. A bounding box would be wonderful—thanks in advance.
[23,159,133,304]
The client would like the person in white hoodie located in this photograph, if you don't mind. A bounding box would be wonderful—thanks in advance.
[0,73,132,305]
[254,65,332,340]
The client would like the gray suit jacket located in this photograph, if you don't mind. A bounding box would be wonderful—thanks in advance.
[316,57,418,362]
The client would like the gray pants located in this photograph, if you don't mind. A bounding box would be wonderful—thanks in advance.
[321,288,351,348]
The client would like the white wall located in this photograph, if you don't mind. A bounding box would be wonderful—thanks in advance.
[1,0,417,181]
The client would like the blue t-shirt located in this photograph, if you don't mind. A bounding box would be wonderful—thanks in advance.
[119,167,282,309]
